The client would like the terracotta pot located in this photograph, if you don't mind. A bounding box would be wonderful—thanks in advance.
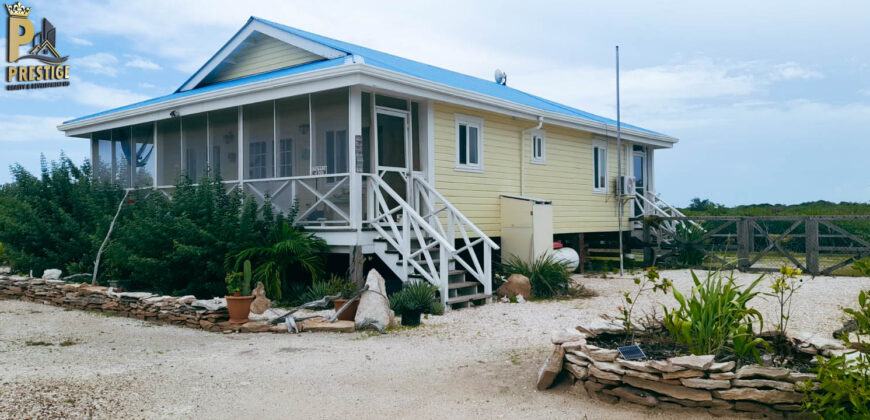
[333,298,359,321]
[226,295,254,324]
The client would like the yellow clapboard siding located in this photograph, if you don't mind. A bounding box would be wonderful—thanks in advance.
[201,34,325,86]
[433,102,632,236]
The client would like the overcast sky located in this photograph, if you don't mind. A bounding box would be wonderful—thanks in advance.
[1,0,868,206]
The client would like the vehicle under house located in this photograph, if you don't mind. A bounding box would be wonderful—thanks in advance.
[58,17,680,306]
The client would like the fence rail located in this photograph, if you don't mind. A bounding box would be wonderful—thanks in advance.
[639,215,870,275]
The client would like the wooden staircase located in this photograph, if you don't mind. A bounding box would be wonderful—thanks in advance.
[366,174,497,309]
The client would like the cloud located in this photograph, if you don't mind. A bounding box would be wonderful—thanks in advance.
[0,115,72,143]
[767,62,823,81]
[68,36,93,46]
[139,82,156,89]
[71,52,120,76]
[69,79,149,108]
[125,56,162,70]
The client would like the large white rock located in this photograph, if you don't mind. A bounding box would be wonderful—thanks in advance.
[42,269,62,280]
[355,269,394,329]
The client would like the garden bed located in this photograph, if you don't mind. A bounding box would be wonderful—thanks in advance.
[537,320,864,418]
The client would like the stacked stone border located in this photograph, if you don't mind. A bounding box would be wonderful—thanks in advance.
[0,274,288,334]
[537,322,858,418]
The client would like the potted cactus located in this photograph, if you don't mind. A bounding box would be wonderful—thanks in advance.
[225,260,255,324]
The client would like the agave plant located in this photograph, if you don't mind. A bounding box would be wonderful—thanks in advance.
[230,222,328,300]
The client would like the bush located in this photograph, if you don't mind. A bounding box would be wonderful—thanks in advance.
[389,281,440,314]
[501,253,578,299]
[662,270,767,358]
[803,290,870,418]
[297,275,357,306]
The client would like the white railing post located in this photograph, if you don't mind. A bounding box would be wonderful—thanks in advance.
[483,243,492,297]
[439,245,448,306]
[402,203,410,283]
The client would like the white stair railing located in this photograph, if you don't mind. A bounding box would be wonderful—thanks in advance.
[412,174,499,298]
[635,191,705,243]
[366,175,456,300]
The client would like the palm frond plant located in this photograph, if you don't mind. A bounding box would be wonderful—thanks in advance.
[501,253,579,299]
[389,281,440,326]
[230,222,328,301]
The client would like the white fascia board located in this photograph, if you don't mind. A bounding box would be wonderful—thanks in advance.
[178,20,347,92]
[60,62,677,147]
[58,65,363,136]
[355,67,679,148]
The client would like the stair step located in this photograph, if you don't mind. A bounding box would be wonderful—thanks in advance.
[446,293,490,305]
[448,281,479,290]
[406,270,464,280]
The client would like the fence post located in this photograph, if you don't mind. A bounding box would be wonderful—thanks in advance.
[642,219,653,267]
[805,218,819,275]
[737,218,750,271]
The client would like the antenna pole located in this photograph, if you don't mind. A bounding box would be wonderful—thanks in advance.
[616,45,624,276]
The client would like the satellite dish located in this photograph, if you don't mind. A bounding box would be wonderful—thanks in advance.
[494,69,507,85]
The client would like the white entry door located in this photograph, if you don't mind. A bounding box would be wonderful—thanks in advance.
[375,107,412,206]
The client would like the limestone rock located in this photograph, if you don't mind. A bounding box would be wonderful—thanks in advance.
[708,361,735,372]
[239,321,272,333]
[299,319,355,333]
[709,372,735,380]
[581,344,619,362]
[623,375,713,402]
[536,345,565,390]
[786,372,815,383]
[735,365,790,380]
[564,363,589,380]
[249,282,271,315]
[355,269,394,329]
[616,359,658,373]
[662,370,704,380]
[680,378,731,390]
[592,361,626,375]
[714,388,803,404]
[564,353,590,366]
[177,295,196,305]
[561,340,585,352]
[603,385,659,407]
[551,328,585,344]
[576,318,624,337]
[588,365,621,381]
[42,269,62,280]
[668,354,715,371]
[192,298,226,311]
[623,369,660,381]
[496,273,531,298]
[732,379,794,391]
[733,401,783,418]
[648,360,686,373]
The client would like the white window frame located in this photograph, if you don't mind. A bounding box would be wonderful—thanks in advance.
[530,129,546,164]
[592,140,608,193]
[454,114,484,173]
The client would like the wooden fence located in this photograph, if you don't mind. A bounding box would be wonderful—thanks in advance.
[640,215,870,276]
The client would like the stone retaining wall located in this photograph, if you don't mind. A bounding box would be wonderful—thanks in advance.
[535,323,854,419]
[0,274,287,334]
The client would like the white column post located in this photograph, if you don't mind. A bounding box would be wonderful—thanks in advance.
[348,86,362,230]
[237,106,244,190]
[152,122,158,189]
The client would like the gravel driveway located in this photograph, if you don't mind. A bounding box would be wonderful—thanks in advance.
[1,269,867,419]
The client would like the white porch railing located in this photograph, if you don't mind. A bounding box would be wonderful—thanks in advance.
[635,191,704,242]
[412,174,498,297]
[366,175,456,292]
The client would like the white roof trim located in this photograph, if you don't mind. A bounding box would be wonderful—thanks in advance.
[59,63,677,147]
[178,19,346,92]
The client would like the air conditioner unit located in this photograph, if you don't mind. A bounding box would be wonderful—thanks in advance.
[615,176,637,196]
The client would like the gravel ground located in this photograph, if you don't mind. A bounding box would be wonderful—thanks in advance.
[1,269,868,419]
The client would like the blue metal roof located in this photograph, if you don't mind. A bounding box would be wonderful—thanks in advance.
[65,16,668,138]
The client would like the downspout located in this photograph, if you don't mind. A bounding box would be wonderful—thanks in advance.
[520,116,544,196]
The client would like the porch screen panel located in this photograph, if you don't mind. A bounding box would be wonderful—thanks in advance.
[92,130,112,184]
[111,127,132,187]
[132,123,155,187]
[276,95,310,177]
[182,113,207,180]
[243,101,274,180]
[311,88,349,175]
[156,119,181,186]
[361,92,372,173]
[411,102,421,171]
[208,107,239,181]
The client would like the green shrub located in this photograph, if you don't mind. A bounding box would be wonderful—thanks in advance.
[663,270,766,357]
[803,290,870,418]
[673,223,708,266]
[501,253,577,299]
[0,242,6,265]
[389,281,440,314]
[853,258,870,277]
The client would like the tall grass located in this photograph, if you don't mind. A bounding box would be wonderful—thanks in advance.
[501,253,586,299]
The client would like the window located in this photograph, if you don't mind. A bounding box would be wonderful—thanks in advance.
[530,129,546,164]
[593,140,608,192]
[455,114,483,172]
[248,141,268,179]
[278,138,293,177]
